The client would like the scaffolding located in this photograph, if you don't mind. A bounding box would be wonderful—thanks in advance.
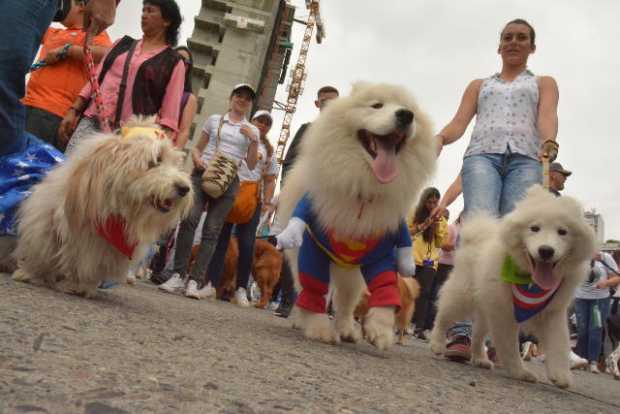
[274,0,324,165]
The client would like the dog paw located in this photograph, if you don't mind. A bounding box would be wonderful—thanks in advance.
[297,308,339,344]
[548,370,573,389]
[12,268,31,282]
[472,357,494,370]
[335,317,362,343]
[364,307,395,351]
[509,368,538,383]
[429,330,446,355]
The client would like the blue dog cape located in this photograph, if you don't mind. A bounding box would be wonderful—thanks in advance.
[0,134,64,236]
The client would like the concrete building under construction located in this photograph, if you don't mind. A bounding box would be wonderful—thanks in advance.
[186,0,295,143]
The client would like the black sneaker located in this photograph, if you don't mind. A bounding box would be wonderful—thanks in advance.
[414,330,428,341]
[274,303,292,318]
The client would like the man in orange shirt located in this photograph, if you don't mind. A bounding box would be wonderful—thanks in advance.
[22,0,111,151]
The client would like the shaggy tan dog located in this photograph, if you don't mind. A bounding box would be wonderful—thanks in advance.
[430,186,596,388]
[276,82,436,350]
[12,117,193,297]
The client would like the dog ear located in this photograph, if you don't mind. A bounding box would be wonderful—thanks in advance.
[350,81,372,96]
[64,139,120,229]
[500,209,525,252]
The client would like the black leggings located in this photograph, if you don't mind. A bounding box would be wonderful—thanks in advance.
[413,265,436,331]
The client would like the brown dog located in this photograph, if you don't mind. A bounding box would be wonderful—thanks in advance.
[189,237,239,299]
[252,239,283,309]
[354,275,420,345]
[190,237,281,304]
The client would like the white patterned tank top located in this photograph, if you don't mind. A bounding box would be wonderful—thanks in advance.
[464,69,540,160]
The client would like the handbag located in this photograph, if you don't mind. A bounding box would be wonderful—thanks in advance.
[201,115,239,198]
[226,181,259,224]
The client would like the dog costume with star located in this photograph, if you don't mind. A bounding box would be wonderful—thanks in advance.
[277,193,416,313]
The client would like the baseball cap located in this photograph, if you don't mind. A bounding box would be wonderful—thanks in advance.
[251,109,273,122]
[549,162,572,176]
[231,83,256,99]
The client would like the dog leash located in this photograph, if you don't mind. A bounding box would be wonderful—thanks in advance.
[84,33,112,133]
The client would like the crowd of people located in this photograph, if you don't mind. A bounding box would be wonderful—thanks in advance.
[1,0,620,380]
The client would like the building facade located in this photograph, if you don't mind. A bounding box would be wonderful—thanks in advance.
[186,0,295,144]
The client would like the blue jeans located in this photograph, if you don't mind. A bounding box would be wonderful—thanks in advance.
[462,151,542,217]
[207,202,262,290]
[449,151,542,340]
[0,0,56,156]
[575,298,611,363]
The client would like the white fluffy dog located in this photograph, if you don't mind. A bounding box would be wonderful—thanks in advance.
[276,82,436,350]
[430,186,596,388]
[12,117,193,298]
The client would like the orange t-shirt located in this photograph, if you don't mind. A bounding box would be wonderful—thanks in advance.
[22,27,112,118]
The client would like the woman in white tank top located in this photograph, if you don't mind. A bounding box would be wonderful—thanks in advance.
[431,19,560,361]
[436,18,559,218]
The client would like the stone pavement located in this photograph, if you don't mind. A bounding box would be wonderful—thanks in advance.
[1,274,618,414]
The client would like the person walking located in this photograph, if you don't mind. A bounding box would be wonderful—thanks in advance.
[434,18,560,361]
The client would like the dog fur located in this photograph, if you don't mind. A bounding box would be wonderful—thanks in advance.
[354,275,420,345]
[253,238,283,309]
[278,82,436,349]
[12,117,193,297]
[430,185,596,388]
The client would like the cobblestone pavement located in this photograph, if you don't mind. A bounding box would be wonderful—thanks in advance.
[1,274,619,414]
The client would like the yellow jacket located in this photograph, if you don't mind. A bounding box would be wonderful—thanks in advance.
[408,216,448,270]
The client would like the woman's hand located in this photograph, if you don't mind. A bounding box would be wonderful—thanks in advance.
[84,0,118,36]
[595,279,609,289]
[539,139,559,162]
[58,111,78,145]
[240,124,258,142]
[191,150,206,171]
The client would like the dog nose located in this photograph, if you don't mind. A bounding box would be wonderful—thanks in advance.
[538,245,555,260]
[395,109,414,128]
[176,183,190,197]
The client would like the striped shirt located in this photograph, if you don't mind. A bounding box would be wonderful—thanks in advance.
[575,253,619,300]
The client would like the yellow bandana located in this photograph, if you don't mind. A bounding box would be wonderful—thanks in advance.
[120,126,167,141]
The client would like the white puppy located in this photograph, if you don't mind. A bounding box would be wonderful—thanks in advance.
[277,82,436,350]
[12,117,193,297]
[430,185,596,388]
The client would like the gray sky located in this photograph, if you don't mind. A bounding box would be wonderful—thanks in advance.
[109,0,620,240]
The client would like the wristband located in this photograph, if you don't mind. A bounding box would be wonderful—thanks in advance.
[58,44,72,61]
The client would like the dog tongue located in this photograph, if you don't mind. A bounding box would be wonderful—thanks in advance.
[531,260,558,290]
[371,137,398,184]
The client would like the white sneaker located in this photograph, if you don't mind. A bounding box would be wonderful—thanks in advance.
[232,287,250,307]
[197,282,217,299]
[185,281,215,299]
[159,273,184,293]
[249,281,261,303]
[569,351,588,370]
[126,270,137,285]
[589,362,600,374]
